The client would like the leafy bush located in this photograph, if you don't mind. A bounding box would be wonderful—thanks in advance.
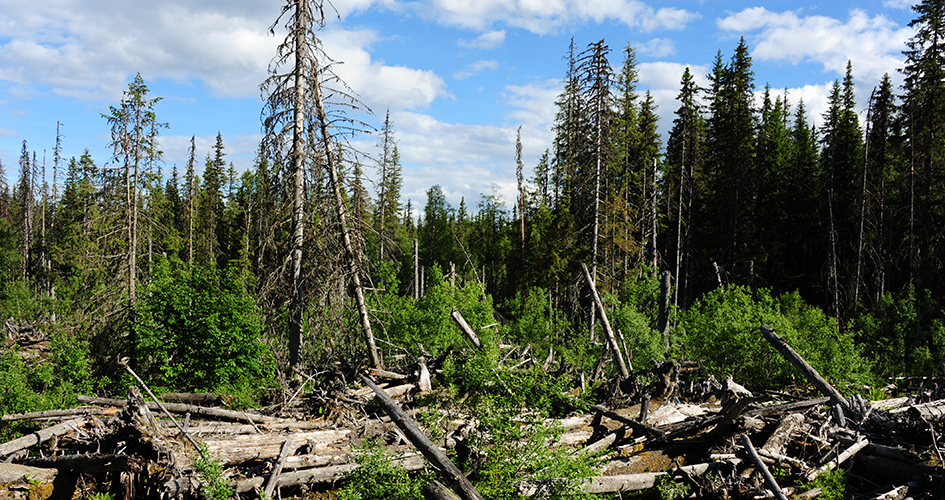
[135,259,275,395]
[378,264,497,356]
[339,440,432,500]
[673,286,868,389]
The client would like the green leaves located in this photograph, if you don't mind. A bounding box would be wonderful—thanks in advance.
[135,260,275,394]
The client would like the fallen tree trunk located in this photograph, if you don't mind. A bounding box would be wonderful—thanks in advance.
[21,453,142,473]
[760,326,852,416]
[77,395,277,423]
[0,418,86,457]
[360,373,484,500]
[581,263,629,377]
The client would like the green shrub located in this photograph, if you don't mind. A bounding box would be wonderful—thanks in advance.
[135,259,275,396]
[339,440,431,500]
[673,286,868,389]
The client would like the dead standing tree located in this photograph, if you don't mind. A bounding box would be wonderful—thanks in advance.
[261,0,382,370]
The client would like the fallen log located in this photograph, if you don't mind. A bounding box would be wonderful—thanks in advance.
[21,453,141,473]
[199,429,350,467]
[360,373,484,500]
[760,326,852,416]
[581,263,629,377]
[587,404,664,438]
[740,433,789,500]
[762,413,805,456]
[0,418,86,457]
[450,310,483,350]
[264,438,300,499]
[805,437,869,482]
[516,459,741,496]
[77,395,278,423]
[159,393,226,406]
[231,453,428,493]
[1,407,106,422]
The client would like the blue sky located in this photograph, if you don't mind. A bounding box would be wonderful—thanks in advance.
[0,0,919,211]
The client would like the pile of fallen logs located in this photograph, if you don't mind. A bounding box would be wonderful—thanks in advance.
[1,323,944,500]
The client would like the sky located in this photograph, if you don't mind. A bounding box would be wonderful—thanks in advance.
[0,0,921,213]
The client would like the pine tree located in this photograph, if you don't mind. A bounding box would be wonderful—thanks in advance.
[900,0,945,294]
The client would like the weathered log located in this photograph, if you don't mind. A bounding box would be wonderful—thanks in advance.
[450,309,483,349]
[762,413,805,456]
[232,453,427,493]
[418,358,432,393]
[760,326,852,416]
[747,397,831,418]
[899,399,945,422]
[21,453,141,473]
[581,263,629,377]
[77,395,277,423]
[740,433,789,500]
[360,373,484,500]
[871,484,910,500]
[424,481,461,500]
[516,459,741,496]
[199,429,350,467]
[0,418,85,457]
[264,438,300,499]
[159,392,226,406]
[2,407,105,421]
[805,437,868,482]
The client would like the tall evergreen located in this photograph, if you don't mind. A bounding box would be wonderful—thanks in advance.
[901,0,945,294]
[701,38,757,285]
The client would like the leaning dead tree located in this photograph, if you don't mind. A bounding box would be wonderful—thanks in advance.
[261,0,382,369]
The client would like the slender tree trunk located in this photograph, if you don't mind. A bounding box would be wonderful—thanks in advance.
[312,58,383,369]
[853,89,874,314]
[288,0,308,369]
[673,139,686,310]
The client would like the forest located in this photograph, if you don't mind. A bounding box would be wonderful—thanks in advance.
[0,0,944,459]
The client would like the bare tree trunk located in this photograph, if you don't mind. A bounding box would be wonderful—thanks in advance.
[854,88,875,314]
[287,0,308,369]
[312,60,383,370]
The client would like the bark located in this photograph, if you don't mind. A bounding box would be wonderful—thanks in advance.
[761,413,805,456]
[21,454,142,473]
[76,395,278,423]
[588,404,664,438]
[200,429,349,467]
[264,438,301,498]
[159,393,226,406]
[288,0,308,370]
[581,263,630,377]
[760,326,851,415]
[360,373,484,500]
[0,418,86,457]
[740,433,789,500]
[450,309,483,350]
[2,408,104,421]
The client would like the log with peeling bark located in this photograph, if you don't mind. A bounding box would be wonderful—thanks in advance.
[77,395,278,423]
[762,413,805,455]
[195,428,350,467]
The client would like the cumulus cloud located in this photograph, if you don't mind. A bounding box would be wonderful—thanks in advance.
[0,127,17,137]
[458,30,506,49]
[882,0,916,9]
[0,0,448,111]
[717,7,912,84]
[453,60,500,80]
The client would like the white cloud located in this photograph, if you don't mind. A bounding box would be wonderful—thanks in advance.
[717,7,912,85]
[637,38,676,57]
[883,0,916,9]
[453,60,500,80]
[458,30,506,49]
[0,127,17,137]
[0,0,448,111]
[417,0,697,35]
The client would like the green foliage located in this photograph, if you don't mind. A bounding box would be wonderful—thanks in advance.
[851,286,945,377]
[463,397,599,500]
[379,265,496,356]
[135,259,275,395]
[654,474,691,500]
[194,444,233,500]
[674,286,868,389]
[84,493,115,500]
[0,329,101,422]
[339,440,432,500]
[802,469,846,500]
